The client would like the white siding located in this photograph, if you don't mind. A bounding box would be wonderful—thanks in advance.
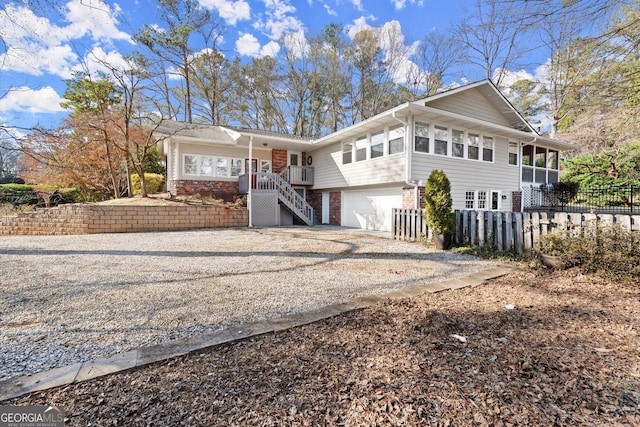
[309,142,406,190]
[426,88,513,128]
[412,136,520,211]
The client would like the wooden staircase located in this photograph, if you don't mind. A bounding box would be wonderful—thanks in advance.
[253,172,315,226]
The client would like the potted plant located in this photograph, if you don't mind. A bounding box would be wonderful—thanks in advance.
[424,170,456,250]
[538,230,568,269]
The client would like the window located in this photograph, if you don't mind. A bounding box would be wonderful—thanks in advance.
[465,191,476,209]
[371,131,384,158]
[508,142,518,165]
[434,125,448,155]
[415,122,429,153]
[184,154,243,177]
[216,157,228,177]
[388,125,404,154]
[260,160,271,173]
[522,145,533,166]
[482,136,494,162]
[184,155,197,175]
[535,146,546,167]
[342,141,353,164]
[478,191,487,210]
[200,156,214,176]
[355,136,367,162]
[452,129,464,158]
[466,190,491,210]
[491,190,501,210]
[468,133,480,160]
[231,159,243,177]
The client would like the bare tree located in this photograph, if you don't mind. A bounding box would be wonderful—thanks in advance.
[407,31,463,98]
[452,0,530,86]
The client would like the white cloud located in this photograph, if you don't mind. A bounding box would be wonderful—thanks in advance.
[0,1,131,79]
[235,33,280,57]
[65,0,132,43]
[261,40,281,57]
[350,0,364,11]
[198,0,251,25]
[235,33,261,56]
[257,0,304,40]
[324,4,337,16]
[283,30,309,58]
[346,15,377,39]
[391,0,423,10]
[0,86,65,114]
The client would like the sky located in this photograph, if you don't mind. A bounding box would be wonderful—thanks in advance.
[0,0,537,133]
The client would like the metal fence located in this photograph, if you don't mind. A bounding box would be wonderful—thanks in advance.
[525,184,639,213]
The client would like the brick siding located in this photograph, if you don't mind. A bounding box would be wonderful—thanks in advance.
[402,186,426,209]
[512,190,522,212]
[0,204,248,236]
[173,180,239,202]
[272,149,288,174]
[329,192,341,225]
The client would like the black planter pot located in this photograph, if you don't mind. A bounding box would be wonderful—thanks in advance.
[434,232,452,250]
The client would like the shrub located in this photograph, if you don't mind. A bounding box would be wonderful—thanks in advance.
[0,184,37,205]
[538,222,640,282]
[424,170,455,234]
[131,173,165,195]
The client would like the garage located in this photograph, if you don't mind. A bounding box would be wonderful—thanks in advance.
[342,188,403,232]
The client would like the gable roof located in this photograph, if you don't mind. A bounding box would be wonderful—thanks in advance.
[413,80,535,133]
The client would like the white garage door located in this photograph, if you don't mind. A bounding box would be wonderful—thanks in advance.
[342,188,403,232]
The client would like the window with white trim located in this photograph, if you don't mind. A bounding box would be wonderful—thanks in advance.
[468,133,480,160]
[388,125,404,155]
[478,191,487,210]
[465,190,488,210]
[342,141,353,164]
[184,155,197,175]
[370,131,384,158]
[355,136,367,162]
[482,136,494,162]
[415,122,430,153]
[508,142,518,165]
[491,190,501,210]
[452,129,464,158]
[434,125,448,155]
[231,159,243,177]
[183,154,244,177]
[465,191,476,209]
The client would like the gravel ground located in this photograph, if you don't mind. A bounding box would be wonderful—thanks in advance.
[0,226,497,382]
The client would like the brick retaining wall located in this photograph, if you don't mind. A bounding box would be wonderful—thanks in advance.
[0,204,248,236]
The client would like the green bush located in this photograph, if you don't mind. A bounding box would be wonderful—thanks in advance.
[131,173,164,195]
[424,170,455,234]
[539,222,640,282]
[0,184,37,205]
[0,184,80,206]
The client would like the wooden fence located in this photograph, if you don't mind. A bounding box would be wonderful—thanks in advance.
[392,208,640,253]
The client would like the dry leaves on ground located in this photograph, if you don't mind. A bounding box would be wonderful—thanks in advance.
[6,268,640,426]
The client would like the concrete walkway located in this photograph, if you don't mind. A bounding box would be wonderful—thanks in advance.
[0,265,513,402]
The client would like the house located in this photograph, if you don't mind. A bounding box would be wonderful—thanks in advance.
[155,79,573,232]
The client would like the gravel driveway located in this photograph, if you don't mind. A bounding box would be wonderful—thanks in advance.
[0,226,497,381]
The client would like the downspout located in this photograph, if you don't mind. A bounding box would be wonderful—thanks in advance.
[248,136,253,227]
[392,110,418,209]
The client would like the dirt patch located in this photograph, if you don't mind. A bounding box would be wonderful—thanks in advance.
[5,268,639,426]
